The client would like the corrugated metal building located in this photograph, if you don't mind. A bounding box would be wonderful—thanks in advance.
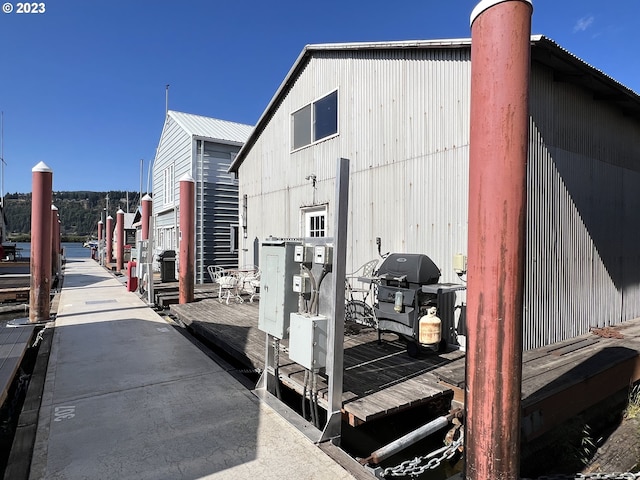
[153,110,254,283]
[229,36,640,350]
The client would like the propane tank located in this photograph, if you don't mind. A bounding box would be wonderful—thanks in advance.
[419,306,441,346]
[394,291,403,312]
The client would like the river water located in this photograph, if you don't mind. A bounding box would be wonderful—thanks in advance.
[1,242,90,326]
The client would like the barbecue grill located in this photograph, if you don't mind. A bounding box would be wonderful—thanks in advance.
[374,253,464,356]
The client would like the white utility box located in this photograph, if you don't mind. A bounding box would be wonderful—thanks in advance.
[292,274,311,293]
[288,313,328,370]
[294,244,314,263]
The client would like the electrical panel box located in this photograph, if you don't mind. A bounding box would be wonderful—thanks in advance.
[292,274,311,293]
[294,244,314,264]
[314,245,333,265]
[288,313,328,370]
[258,241,301,339]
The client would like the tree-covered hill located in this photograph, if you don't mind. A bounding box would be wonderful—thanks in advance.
[3,191,142,240]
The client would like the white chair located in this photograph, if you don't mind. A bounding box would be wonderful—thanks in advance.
[207,266,243,304]
[345,259,379,303]
[238,265,260,302]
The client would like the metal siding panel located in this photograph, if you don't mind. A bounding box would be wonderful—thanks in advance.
[238,49,640,350]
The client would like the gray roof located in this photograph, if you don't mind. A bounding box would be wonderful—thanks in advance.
[229,35,640,173]
[168,110,253,145]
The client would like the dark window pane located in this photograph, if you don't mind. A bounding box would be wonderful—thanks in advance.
[314,90,337,141]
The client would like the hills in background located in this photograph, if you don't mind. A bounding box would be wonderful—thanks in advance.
[3,191,143,240]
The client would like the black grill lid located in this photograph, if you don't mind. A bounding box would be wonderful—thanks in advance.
[377,253,440,285]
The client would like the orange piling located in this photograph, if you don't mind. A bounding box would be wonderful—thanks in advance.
[29,161,53,323]
[465,1,532,479]
[179,174,195,304]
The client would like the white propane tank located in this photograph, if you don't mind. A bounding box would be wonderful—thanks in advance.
[419,306,441,346]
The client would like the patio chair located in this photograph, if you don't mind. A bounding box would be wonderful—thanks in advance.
[345,259,379,303]
[207,265,243,304]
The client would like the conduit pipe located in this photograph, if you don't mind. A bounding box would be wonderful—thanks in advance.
[360,410,462,465]
[465,1,532,479]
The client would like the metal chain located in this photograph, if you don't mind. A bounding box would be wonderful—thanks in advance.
[381,432,464,478]
[32,327,45,347]
[380,432,640,479]
[525,475,640,480]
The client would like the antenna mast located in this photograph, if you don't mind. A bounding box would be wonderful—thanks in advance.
[165,84,170,116]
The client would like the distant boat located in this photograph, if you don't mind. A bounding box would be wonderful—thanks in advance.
[83,240,98,249]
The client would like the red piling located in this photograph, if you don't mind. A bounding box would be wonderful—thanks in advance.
[465,1,532,479]
[51,204,59,278]
[179,174,195,304]
[98,220,104,244]
[116,209,125,272]
[29,162,53,323]
[141,194,152,241]
[106,215,114,265]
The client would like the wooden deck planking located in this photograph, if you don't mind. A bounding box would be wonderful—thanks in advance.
[168,285,640,432]
[0,326,35,407]
[170,295,463,426]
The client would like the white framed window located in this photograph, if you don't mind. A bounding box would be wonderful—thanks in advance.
[163,164,174,206]
[291,90,338,150]
[302,206,327,238]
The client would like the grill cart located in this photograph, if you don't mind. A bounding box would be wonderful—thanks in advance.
[373,253,465,357]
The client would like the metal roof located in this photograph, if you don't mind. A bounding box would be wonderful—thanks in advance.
[168,110,253,146]
[229,35,640,173]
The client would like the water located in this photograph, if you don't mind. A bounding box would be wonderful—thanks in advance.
[1,242,90,327]
[12,242,91,260]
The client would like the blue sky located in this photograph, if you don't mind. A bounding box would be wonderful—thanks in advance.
[1,0,638,195]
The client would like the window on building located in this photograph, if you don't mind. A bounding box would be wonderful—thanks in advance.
[302,206,327,238]
[230,225,239,253]
[163,164,174,205]
[291,90,338,150]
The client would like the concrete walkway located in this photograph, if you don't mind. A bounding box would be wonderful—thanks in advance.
[30,258,357,480]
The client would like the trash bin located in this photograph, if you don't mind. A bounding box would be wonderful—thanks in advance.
[158,250,176,282]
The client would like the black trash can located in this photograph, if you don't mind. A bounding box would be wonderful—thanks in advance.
[158,250,176,282]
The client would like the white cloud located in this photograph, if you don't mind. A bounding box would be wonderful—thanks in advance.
[573,15,595,33]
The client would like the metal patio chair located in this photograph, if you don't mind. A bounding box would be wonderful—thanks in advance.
[207,265,243,304]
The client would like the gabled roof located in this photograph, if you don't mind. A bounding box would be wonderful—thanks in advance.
[168,110,253,146]
[229,35,640,173]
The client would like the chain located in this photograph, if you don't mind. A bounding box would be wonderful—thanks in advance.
[32,327,45,347]
[525,475,640,480]
[379,432,640,479]
[381,432,464,478]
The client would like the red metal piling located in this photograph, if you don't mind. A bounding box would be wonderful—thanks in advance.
[465,1,532,479]
[51,204,59,278]
[98,220,104,245]
[106,215,114,265]
[29,162,53,323]
[141,194,152,241]
[116,209,125,272]
[179,174,195,304]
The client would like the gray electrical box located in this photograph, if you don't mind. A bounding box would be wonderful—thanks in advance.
[289,313,328,370]
[258,240,301,339]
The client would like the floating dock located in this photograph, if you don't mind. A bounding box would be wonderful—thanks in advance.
[169,288,640,439]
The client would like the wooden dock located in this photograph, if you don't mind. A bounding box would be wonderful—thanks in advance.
[0,326,36,407]
[0,272,30,304]
[168,285,640,439]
